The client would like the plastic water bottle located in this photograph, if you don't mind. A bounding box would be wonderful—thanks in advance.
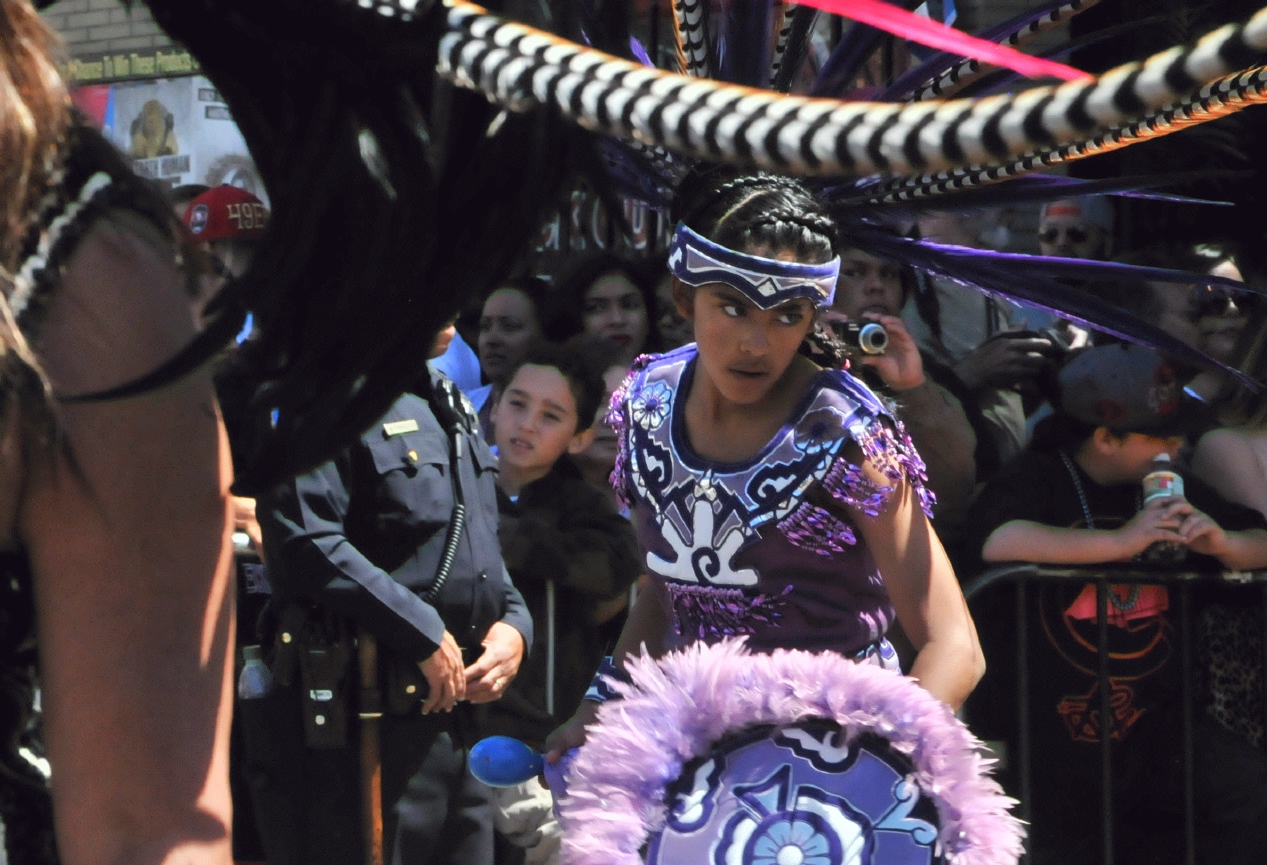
[1140,454,1187,564]
[238,645,274,700]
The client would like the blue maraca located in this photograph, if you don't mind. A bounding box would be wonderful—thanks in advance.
[469,736,544,787]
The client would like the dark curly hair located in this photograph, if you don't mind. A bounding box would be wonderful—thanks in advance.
[671,167,849,365]
[503,339,607,433]
[544,251,662,354]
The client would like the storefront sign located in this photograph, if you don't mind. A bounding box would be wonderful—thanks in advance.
[67,48,199,84]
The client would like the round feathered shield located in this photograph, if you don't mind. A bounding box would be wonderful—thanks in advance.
[554,639,1023,865]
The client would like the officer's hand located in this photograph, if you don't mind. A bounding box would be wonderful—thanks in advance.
[464,621,526,704]
[419,630,465,713]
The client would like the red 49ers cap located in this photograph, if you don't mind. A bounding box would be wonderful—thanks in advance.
[183,185,268,241]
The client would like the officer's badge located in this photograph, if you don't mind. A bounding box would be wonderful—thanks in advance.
[383,419,420,436]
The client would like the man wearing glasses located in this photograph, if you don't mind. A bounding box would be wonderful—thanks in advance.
[1038,197,1115,262]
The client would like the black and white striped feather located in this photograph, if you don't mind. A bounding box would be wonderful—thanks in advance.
[438,0,1267,178]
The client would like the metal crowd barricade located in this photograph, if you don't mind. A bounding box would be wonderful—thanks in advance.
[962,564,1267,865]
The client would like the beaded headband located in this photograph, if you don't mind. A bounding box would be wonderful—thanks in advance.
[667,222,839,310]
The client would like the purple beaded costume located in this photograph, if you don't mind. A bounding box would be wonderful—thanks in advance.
[610,345,934,660]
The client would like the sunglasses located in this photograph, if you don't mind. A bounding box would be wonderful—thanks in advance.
[1189,284,1254,320]
[1038,224,1091,245]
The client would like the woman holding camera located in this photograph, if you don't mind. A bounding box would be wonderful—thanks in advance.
[827,246,982,537]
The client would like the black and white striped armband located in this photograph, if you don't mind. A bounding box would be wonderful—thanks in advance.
[582,656,631,704]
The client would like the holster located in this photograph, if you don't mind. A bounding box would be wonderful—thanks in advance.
[300,633,353,749]
[384,654,430,715]
[265,601,354,749]
[268,603,308,689]
[265,601,440,735]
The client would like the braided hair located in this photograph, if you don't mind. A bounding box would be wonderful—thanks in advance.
[671,167,850,366]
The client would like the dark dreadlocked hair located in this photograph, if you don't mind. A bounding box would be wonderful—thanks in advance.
[671,167,851,367]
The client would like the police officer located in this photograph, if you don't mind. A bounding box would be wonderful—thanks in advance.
[242,328,531,865]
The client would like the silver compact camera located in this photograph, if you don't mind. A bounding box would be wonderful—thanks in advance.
[834,321,888,355]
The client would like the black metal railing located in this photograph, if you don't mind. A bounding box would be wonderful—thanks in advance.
[962,564,1267,865]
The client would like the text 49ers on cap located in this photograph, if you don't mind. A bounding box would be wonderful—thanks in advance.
[182,185,268,241]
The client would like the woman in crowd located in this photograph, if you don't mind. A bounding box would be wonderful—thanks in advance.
[649,266,693,352]
[1179,243,1254,404]
[1096,243,1254,407]
[0,2,235,862]
[544,169,984,763]
[475,275,549,438]
[546,252,660,369]
[1193,367,1267,521]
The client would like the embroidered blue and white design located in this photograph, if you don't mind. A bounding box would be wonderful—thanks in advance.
[668,222,840,310]
[666,756,725,832]
[793,408,851,455]
[645,720,941,865]
[619,346,890,575]
[611,345,932,636]
[631,380,672,430]
[647,499,758,586]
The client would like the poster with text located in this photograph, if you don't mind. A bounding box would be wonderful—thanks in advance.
[93,75,267,206]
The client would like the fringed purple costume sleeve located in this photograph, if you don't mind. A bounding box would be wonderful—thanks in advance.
[819,412,936,520]
[605,352,654,514]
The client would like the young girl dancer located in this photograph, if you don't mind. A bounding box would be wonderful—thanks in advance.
[546,170,984,760]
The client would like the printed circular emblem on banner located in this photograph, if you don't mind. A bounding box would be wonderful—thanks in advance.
[647,720,941,865]
[188,203,210,235]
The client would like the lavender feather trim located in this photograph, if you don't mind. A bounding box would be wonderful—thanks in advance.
[777,501,858,554]
[818,415,936,520]
[558,639,1023,865]
[664,582,789,641]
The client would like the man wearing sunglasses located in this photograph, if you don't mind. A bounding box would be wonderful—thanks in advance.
[1038,197,1115,261]
[1021,196,1115,371]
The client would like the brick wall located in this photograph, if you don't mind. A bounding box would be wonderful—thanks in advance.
[37,0,1054,66]
[40,0,174,58]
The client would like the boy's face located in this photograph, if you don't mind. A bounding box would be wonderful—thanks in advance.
[1098,430,1184,482]
[492,364,592,476]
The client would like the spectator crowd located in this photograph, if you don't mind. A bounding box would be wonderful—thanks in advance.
[186,183,1267,865]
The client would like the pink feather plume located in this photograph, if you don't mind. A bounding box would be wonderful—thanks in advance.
[796,0,1087,83]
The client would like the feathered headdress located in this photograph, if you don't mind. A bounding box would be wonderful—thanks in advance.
[126,0,1267,490]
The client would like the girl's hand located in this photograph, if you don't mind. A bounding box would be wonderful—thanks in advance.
[1117,497,1188,558]
[543,701,600,765]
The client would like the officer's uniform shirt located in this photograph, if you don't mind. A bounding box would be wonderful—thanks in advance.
[259,375,532,660]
